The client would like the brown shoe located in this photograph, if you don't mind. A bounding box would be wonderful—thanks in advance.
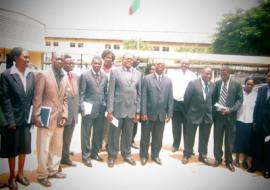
[182,156,189,165]
[16,176,30,186]
[37,178,51,187]
[49,172,66,179]
[8,178,17,190]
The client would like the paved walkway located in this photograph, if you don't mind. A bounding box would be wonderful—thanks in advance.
[0,118,269,190]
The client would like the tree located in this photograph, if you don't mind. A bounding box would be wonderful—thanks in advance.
[211,0,270,56]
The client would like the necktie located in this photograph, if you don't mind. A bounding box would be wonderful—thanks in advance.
[219,82,227,106]
[95,73,100,82]
[68,72,75,96]
[204,81,209,96]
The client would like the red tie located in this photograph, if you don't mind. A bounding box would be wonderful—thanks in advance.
[68,72,75,96]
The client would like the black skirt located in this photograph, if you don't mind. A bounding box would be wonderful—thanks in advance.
[233,121,252,155]
[0,125,31,158]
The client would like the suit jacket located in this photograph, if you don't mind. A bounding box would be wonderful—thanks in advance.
[141,73,173,122]
[213,78,243,125]
[253,84,270,134]
[0,68,35,126]
[107,67,141,118]
[79,70,108,118]
[184,78,215,125]
[32,67,68,128]
[65,72,80,125]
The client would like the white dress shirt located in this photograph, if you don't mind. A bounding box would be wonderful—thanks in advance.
[168,69,197,101]
[237,89,257,123]
[10,65,31,93]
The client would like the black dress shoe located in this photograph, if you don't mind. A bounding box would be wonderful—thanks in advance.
[69,151,74,155]
[49,172,66,179]
[83,159,92,167]
[0,183,7,189]
[152,157,162,165]
[37,178,51,187]
[233,159,240,167]
[124,157,136,166]
[61,160,77,166]
[226,163,235,172]
[198,155,210,165]
[242,160,248,170]
[182,156,189,165]
[16,175,30,186]
[172,147,179,152]
[107,158,115,168]
[264,171,270,179]
[8,178,17,190]
[214,160,222,167]
[247,167,258,173]
[140,157,148,166]
[90,155,103,162]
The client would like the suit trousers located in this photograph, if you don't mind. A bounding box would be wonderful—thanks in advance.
[108,117,134,159]
[140,119,165,159]
[61,119,75,162]
[36,125,64,179]
[183,119,211,158]
[172,101,187,149]
[214,113,234,164]
[250,130,270,171]
[81,115,104,161]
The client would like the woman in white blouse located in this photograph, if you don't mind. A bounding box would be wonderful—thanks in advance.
[233,77,257,169]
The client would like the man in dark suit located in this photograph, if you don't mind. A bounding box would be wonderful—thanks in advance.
[79,56,108,167]
[60,54,79,167]
[213,66,243,172]
[248,71,270,178]
[106,53,141,167]
[140,62,173,165]
[182,67,214,165]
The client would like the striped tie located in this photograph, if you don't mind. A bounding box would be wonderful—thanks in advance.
[219,82,227,106]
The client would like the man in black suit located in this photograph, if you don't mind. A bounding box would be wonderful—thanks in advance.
[79,56,108,167]
[60,54,79,167]
[213,66,243,172]
[248,71,270,178]
[140,62,174,165]
[182,67,214,165]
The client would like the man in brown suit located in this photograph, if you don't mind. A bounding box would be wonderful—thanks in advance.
[33,52,68,187]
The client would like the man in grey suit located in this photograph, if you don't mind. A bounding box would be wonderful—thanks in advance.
[60,54,79,167]
[106,53,141,167]
[79,56,108,167]
[213,66,243,172]
[140,62,174,165]
[182,67,214,165]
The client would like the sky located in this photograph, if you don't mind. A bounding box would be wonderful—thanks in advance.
[0,0,260,35]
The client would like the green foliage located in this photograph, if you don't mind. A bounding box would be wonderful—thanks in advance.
[211,0,270,56]
[176,46,210,53]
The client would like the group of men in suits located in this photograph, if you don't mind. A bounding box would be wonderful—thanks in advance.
[179,66,244,173]
[28,50,269,188]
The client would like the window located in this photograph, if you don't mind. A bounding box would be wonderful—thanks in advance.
[70,42,76,47]
[162,46,169,52]
[105,44,111,49]
[45,41,51,46]
[53,42,59,46]
[113,44,120,50]
[78,43,84,48]
[153,46,159,51]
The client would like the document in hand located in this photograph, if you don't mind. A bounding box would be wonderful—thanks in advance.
[265,135,270,143]
[40,106,52,128]
[83,102,93,115]
[214,103,227,111]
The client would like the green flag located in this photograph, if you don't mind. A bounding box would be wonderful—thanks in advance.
[128,0,140,15]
